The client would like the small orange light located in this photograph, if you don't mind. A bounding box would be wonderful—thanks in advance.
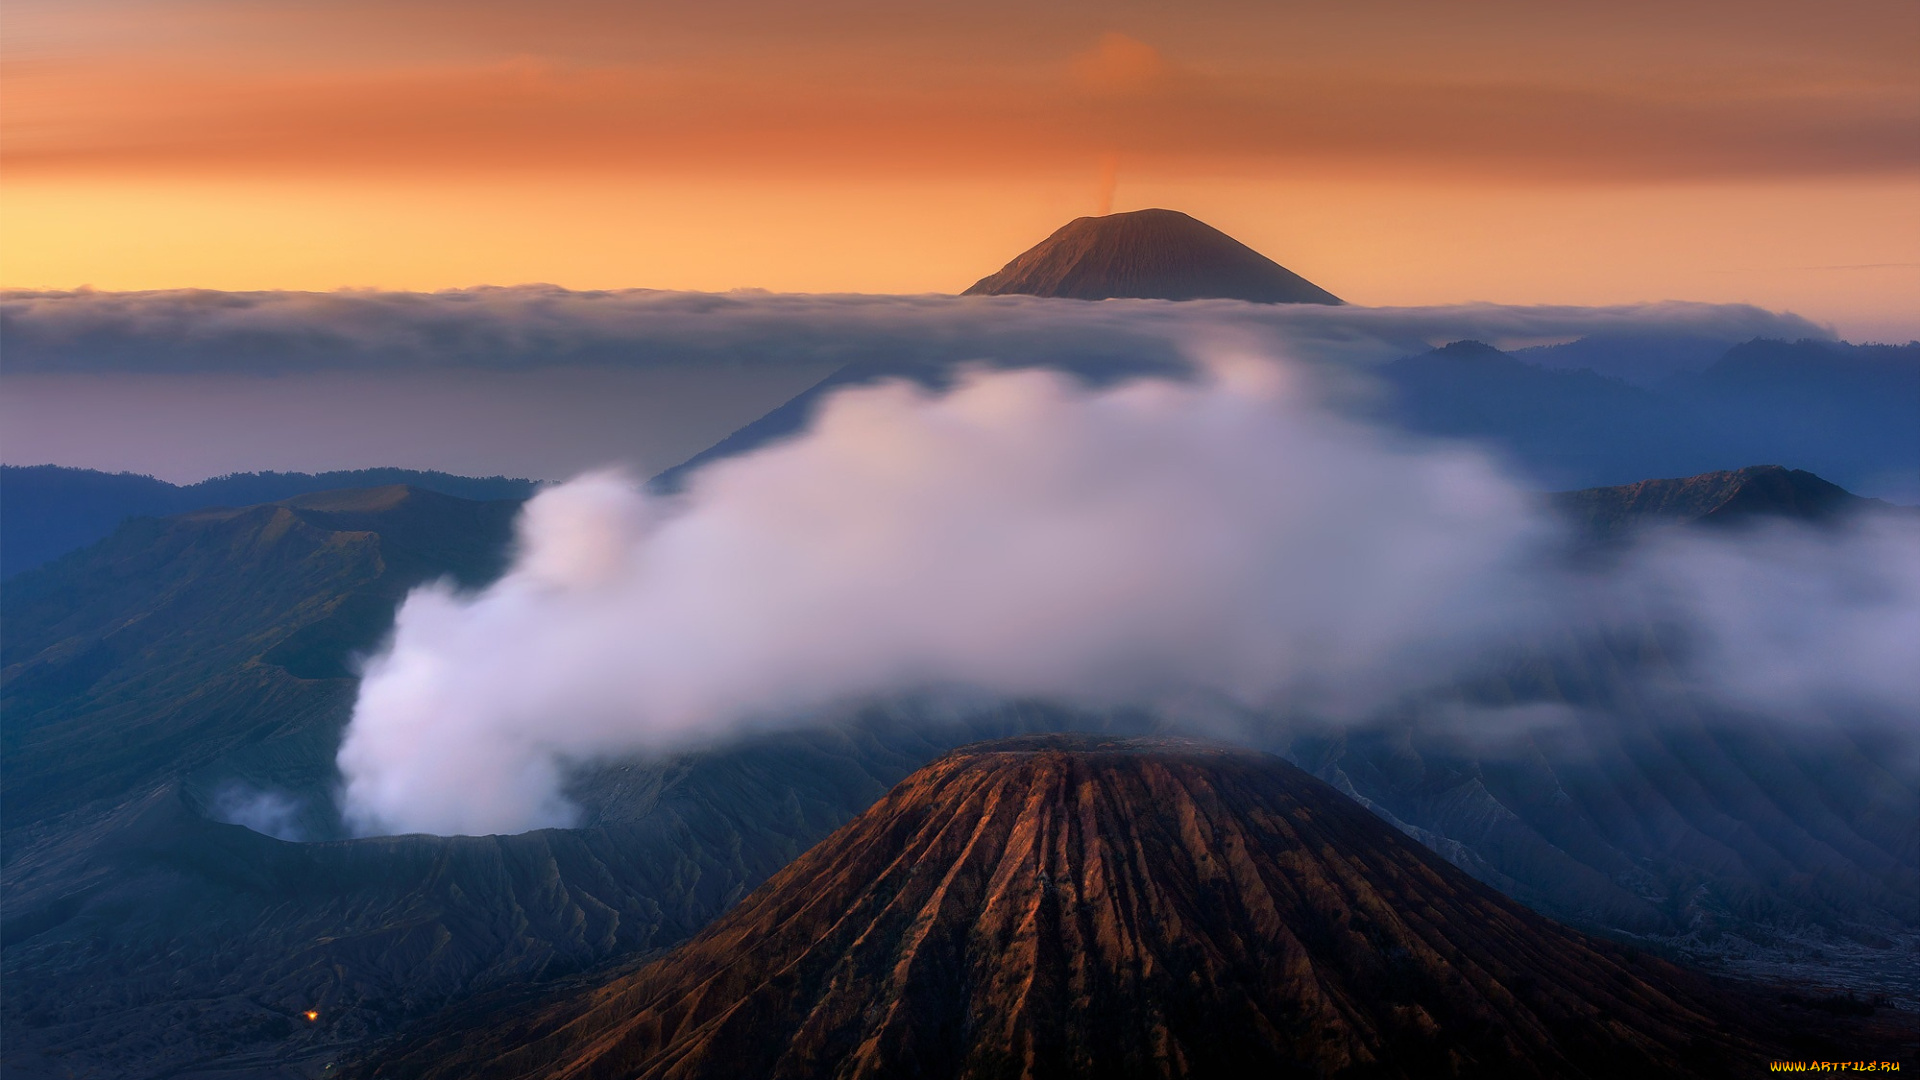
[304,1010,320,1022]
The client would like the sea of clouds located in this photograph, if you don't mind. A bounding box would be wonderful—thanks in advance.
[335,349,1919,836]
[0,286,1833,483]
[0,286,1826,376]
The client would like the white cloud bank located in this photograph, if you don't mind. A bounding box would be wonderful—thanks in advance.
[336,352,1919,837]
[6,289,1832,485]
[1,287,1827,375]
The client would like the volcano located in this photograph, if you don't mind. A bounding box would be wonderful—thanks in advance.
[963,208,1343,304]
[364,736,1780,1079]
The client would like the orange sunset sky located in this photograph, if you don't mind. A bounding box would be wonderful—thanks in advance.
[3,0,1916,338]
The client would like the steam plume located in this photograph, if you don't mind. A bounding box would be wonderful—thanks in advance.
[337,352,1918,837]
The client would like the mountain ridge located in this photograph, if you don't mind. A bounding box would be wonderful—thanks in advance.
[1375,337,1920,494]
[1553,464,1885,541]
[0,464,541,578]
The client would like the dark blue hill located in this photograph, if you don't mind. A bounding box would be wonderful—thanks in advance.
[1367,338,1919,495]
[1679,339,1920,488]
[0,465,541,578]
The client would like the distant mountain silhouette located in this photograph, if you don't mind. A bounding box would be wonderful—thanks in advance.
[1376,340,1677,486]
[1512,334,1746,387]
[1681,339,1920,489]
[964,208,1343,304]
[366,736,1784,1080]
[0,465,540,578]
[1375,338,1920,494]
[1554,464,1884,542]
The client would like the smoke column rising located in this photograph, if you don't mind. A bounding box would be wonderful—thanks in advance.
[338,355,1561,834]
[336,352,1920,837]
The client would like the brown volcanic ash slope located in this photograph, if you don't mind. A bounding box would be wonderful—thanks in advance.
[963,208,1343,304]
[365,737,1778,1080]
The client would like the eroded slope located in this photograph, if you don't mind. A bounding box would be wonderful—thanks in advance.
[366,737,1782,1080]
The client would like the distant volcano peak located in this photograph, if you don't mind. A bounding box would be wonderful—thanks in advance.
[964,208,1343,304]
